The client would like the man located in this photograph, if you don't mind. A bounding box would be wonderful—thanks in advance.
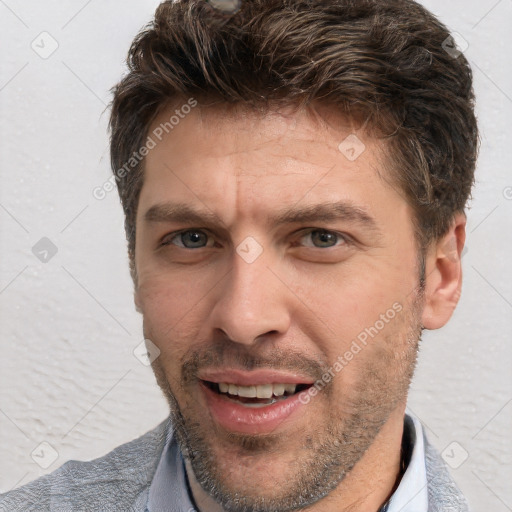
[0,0,477,510]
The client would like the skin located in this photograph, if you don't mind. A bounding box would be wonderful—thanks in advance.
[133,101,466,512]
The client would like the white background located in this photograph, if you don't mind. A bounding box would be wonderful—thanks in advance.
[1,1,511,510]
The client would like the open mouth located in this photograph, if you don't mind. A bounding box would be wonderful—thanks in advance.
[202,380,313,408]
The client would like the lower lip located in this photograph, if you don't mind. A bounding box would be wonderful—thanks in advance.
[200,382,310,434]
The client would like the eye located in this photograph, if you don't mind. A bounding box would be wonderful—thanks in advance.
[162,229,213,249]
[298,229,349,248]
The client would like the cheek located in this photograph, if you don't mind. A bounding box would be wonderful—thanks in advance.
[289,262,405,344]
[138,282,178,325]
[138,265,212,312]
[292,268,415,397]
[137,276,204,347]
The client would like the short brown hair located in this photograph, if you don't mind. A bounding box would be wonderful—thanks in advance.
[110,0,478,281]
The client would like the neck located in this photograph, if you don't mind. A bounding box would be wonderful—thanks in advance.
[186,404,406,512]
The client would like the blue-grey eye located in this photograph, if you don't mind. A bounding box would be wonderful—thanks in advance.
[169,230,210,249]
[307,230,344,248]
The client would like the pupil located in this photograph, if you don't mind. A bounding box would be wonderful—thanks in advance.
[313,230,336,247]
[184,231,206,247]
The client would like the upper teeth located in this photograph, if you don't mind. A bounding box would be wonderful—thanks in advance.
[218,383,297,398]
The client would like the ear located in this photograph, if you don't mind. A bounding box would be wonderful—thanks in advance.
[134,288,143,314]
[421,212,466,330]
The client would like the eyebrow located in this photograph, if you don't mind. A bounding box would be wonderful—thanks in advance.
[144,201,382,235]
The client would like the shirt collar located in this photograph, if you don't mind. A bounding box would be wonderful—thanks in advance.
[384,413,429,512]
[148,413,428,512]
[147,423,196,512]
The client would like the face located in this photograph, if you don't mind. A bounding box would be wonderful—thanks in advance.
[134,102,424,512]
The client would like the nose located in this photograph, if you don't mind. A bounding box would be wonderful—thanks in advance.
[208,252,292,346]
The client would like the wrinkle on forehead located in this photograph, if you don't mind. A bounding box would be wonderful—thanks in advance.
[189,101,378,176]
[143,98,395,231]
[149,97,386,173]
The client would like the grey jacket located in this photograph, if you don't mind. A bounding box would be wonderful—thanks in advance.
[0,418,469,512]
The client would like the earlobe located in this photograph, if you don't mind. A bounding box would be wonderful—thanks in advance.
[134,290,143,314]
[421,213,466,330]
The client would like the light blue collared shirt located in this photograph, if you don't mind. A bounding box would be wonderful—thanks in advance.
[386,414,429,512]
[147,414,428,512]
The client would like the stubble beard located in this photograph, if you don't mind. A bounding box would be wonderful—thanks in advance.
[147,293,423,512]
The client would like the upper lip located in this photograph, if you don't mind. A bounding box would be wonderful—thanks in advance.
[198,369,315,386]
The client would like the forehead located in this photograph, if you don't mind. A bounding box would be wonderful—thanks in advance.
[139,100,404,230]
[147,100,376,168]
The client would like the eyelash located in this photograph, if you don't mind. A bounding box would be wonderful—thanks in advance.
[160,228,352,249]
